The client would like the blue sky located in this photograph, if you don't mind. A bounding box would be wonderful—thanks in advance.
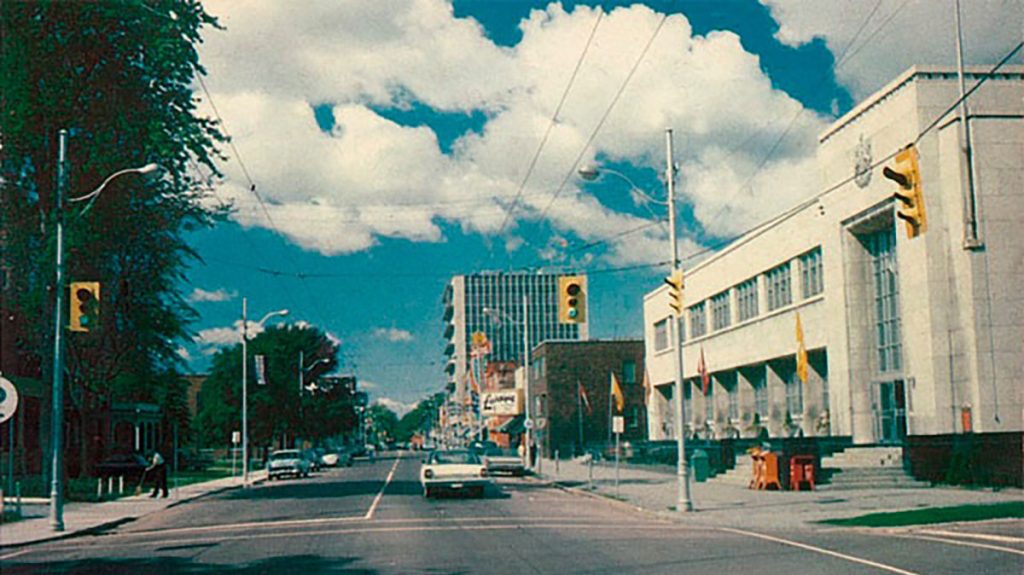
[182,0,1021,413]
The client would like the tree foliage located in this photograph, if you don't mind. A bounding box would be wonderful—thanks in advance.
[195,324,343,448]
[396,393,445,441]
[1,1,225,460]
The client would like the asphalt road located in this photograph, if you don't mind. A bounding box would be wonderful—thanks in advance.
[2,452,1021,574]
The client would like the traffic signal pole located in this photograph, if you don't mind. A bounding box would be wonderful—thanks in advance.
[666,128,693,512]
[49,129,68,531]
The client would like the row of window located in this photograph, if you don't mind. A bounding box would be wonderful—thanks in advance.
[658,247,824,347]
[679,361,822,421]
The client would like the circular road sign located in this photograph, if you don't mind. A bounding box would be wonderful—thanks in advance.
[0,376,19,424]
[524,418,534,430]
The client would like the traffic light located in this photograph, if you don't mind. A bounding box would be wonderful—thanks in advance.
[558,275,587,324]
[664,269,684,316]
[883,144,926,239]
[69,281,100,332]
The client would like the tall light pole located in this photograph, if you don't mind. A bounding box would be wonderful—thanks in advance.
[241,298,288,486]
[49,129,158,531]
[577,128,692,511]
[482,296,532,469]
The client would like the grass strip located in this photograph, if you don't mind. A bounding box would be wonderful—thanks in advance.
[820,501,1024,527]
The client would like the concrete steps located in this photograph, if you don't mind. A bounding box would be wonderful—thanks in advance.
[708,454,754,486]
[820,446,930,490]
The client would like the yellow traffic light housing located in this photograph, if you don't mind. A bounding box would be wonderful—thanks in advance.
[558,275,587,324]
[664,269,684,316]
[883,144,926,239]
[69,281,100,332]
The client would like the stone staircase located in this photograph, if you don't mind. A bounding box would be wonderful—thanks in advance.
[708,453,755,486]
[818,446,930,490]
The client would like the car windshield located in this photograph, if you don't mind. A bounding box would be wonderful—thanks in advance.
[485,447,516,457]
[271,451,300,460]
[431,451,479,465]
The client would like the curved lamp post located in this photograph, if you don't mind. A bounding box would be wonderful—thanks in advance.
[49,129,159,531]
[240,299,288,487]
[577,129,692,512]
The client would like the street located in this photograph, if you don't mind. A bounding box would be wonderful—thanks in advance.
[2,452,1021,574]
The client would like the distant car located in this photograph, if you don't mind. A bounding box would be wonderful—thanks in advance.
[320,451,340,467]
[96,453,149,480]
[303,449,322,471]
[480,446,526,476]
[420,449,490,498]
[267,449,311,480]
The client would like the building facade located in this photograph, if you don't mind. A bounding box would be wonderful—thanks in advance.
[530,340,646,458]
[442,272,589,438]
[645,67,1022,464]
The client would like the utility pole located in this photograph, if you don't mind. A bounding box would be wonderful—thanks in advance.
[49,129,68,531]
[666,128,693,512]
[523,294,532,470]
[241,297,249,487]
[954,0,982,249]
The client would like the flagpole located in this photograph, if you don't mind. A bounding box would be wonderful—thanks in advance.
[607,374,613,446]
[577,380,584,453]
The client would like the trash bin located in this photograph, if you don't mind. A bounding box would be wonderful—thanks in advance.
[690,449,710,482]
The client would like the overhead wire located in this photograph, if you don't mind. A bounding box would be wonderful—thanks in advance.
[495,8,604,237]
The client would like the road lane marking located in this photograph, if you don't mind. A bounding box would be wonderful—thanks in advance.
[119,514,365,538]
[365,454,401,520]
[914,528,1024,545]
[0,548,34,562]
[717,527,921,575]
[13,522,702,555]
[899,534,1024,556]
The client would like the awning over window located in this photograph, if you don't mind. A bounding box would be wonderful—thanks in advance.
[497,414,525,435]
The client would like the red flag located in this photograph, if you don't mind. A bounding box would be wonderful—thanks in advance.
[578,381,592,415]
[698,346,710,396]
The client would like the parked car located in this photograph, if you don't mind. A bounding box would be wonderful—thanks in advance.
[303,449,322,471]
[420,449,490,498]
[480,445,526,476]
[95,453,149,480]
[267,449,311,480]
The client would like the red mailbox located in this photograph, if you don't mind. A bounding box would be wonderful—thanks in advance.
[789,455,815,491]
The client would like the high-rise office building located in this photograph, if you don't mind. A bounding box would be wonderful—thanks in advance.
[442,272,589,406]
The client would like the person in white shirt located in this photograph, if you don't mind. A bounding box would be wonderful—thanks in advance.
[146,450,168,498]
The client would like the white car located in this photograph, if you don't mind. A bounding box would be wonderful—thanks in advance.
[480,446,526,476]
[267,449,311,480]
[420,449,490,498]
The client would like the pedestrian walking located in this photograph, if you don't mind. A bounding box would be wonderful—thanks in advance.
[146,450,169,498]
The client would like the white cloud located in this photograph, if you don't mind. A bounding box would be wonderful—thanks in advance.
[374,397,415,417]
[372,327,414,343]
[176,347,193,362]
[188,287,237,303]
[194,319,277,349]
[760,0,1023,99]
[196,1,850,263]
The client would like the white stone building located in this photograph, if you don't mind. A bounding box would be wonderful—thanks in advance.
[645,66,1023,449]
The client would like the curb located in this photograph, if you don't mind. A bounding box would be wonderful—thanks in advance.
[0,477,265,551]
[527,474,661,519]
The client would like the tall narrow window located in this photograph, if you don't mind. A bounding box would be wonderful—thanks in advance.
[654,318,670,351]
[751,367,768,419]
[622,360,637,384]
[800,247,824,298]
[737,278,759,322]
[704,383,714,421]
[765,263,792,311]
[689,302,707,338]
[781,361,803,416]
[712,290,731,331]
[867,228,902,374]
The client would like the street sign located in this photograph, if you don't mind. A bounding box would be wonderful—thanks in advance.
[232,431,241,445]
[0,376,18,424]
[612,415,624,434]
[254,354,267,385]
[524,418,534,430]
[536,417,547,429]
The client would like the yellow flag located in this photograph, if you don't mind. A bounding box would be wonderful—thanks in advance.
[796,312,808,384]
[611,372,625,412]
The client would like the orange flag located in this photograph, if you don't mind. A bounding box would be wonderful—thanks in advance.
[698,347,710,396]
[610,372,625,413]
[796,312,808,383]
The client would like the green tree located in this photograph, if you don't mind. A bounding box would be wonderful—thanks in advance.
[396,393,445,442]
[196,324,340,449]
[1,1,225,473]
[367,404,399,446]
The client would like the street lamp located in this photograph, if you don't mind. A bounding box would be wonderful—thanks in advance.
[240,298,288,487]
[49,129,159,531]
[298,351,331,393]
[577,128,693,512]
[482,295,533,470]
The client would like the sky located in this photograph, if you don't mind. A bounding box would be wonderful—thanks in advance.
[180,0,1022,415]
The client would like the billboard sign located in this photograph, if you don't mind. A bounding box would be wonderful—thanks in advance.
[481,390,522,416]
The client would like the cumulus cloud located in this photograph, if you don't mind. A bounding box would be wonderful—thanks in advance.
[188,287,237,303]
[194,319,276,351]
[760,0,1023,99]
[197,1,842,262]
[374,397,416,417]
[372,327,414,343]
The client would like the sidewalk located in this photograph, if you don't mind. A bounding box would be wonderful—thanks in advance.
[535,457,1022,530]
[0,470,266,549]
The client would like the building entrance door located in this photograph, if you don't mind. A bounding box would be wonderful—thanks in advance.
[873,380,907,444]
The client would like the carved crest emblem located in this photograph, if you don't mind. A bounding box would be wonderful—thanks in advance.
[854,134,872,188]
